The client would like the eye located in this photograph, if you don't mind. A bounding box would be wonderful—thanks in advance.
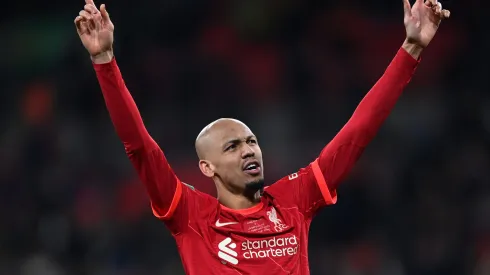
[226,144,237,151]
[247,139,257,144]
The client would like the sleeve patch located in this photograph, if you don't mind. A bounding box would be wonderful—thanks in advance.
[288,173,299,180]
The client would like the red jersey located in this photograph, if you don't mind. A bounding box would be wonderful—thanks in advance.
[159,159,336,275]
[92,47,419,274]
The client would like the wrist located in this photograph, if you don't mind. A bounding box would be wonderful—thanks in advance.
[91,50,114,64]
[402,39,424,60]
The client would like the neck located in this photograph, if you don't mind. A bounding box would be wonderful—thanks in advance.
[216,184,262,210]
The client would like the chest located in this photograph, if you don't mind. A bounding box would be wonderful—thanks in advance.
[185,206,309,268]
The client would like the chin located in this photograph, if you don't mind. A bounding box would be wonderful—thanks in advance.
[245,178,265,192]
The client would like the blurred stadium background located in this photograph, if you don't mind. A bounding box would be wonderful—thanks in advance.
[1,0,489,274]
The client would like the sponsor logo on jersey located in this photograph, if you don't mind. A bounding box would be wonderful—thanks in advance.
[242,235,298,260]
[218,235,298,265]
[218,237,238,265]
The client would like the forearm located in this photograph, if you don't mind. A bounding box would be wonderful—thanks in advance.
[319,45,419,190]
[93,55,156,151]
[77,5,180,217]
[92,54,179,215]
[343,45,419,146]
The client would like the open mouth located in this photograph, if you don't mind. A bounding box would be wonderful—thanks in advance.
[243,161,261,176]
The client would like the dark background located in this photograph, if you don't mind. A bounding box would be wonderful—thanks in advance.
[1,0,489,274]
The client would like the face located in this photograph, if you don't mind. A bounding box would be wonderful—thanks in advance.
[198,120,264,194]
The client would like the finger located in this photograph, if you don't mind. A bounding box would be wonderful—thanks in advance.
[82,21,91,34]
[79,10,98,30]
[442,9,450,19]
[74,16,89,34]
[427,0,437,7]
[100,4,110,23]
[79,10,92,21]
[85,0,95,5]
[74,16,83,30]
[402,0,412,17]
[433,2,442,15]
[84,3,99,14]
[74,15,82,25]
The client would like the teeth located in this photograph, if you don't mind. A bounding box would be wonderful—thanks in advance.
[246,164,257,170]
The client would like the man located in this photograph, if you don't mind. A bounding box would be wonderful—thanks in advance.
[74,0,450,274]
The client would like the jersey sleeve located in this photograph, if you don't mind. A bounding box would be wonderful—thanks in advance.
[266,47,419,218]
[162,182,217,235]
[93,58,210,234]
[265,158,337,218]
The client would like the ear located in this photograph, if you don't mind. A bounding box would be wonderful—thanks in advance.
[198,160,215,178]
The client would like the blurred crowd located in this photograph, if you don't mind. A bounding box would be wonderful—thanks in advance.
[1,0,489,274]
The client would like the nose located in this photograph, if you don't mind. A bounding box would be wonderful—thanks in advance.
[241,144,255,159]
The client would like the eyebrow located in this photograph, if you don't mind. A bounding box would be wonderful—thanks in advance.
[223,135,256,147]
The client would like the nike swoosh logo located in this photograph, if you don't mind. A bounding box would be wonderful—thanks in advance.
[215,219,239,227]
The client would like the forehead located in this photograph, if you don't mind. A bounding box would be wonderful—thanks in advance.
[210,121,254,144]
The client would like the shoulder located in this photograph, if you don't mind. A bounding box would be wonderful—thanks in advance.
[262,174,298,206]
[265,165,314,193]
[262,163,319,201]
[181,182,218,206]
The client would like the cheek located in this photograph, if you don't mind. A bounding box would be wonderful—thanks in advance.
[214,157,241,175]
[254,146,263,158]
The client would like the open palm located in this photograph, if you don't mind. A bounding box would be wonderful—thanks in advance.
[403,0,450,48]
[75,0,114,56]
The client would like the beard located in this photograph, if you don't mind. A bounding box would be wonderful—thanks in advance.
[244,178,265,198]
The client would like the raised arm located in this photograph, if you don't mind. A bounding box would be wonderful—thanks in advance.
[75,0,181,219]
[319,0,450,192]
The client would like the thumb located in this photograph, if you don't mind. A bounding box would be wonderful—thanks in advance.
[403,0,412,18]
[100,4,110,22]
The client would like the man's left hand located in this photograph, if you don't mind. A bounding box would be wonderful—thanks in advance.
[403,0,450,48]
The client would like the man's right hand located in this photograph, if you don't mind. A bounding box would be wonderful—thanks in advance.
[75,0,114,63]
